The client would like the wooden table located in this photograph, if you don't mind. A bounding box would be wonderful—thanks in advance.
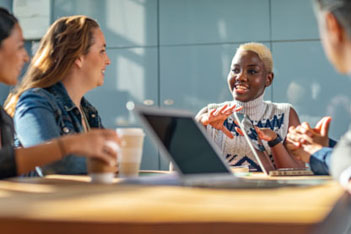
[0,172,350,234]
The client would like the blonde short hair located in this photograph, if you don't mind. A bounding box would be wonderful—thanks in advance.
[236,42,273,73]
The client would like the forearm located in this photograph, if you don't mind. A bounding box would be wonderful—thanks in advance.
[14,136,82,175]
[271,142,305,169]
[15,139,63,175]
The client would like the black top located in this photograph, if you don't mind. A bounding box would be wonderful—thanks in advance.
[0,106,17,179]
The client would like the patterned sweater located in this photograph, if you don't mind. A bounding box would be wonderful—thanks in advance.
[206,94,292,171]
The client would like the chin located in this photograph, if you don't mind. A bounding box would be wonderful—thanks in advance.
[6,76,18,86]
[233,93,249,102]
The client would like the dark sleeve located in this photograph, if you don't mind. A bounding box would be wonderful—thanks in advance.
[0,146,17,179]
[329,138,337,148]
[331,130,351,180]
[309,147,332,175]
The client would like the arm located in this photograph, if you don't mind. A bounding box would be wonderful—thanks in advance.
[15,92,63,146]
[286,116,333,175]
[256,107,305,168]
[14,92,86,174]
[14,129,119,175]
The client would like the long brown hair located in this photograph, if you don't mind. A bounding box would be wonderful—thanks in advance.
[4,15,99,116]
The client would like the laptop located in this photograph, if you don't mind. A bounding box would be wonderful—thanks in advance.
[233,112,314,176]
[130,106,322,189]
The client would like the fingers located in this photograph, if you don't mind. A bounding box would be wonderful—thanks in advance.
[213,104,229,116]
[319,116,332,137]
[255,127,277,141]
[287,127,302,147]
[221,126,234,139]
[234,105,243,112]
[96,129,121,145]
[213,104,241,117]
[235,127,244,136]
[97,144,118,166]
[286,141,299,151]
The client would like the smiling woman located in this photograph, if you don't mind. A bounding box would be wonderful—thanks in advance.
[4,15,112,176]
[195,42,303,171]
[0,8,119,179]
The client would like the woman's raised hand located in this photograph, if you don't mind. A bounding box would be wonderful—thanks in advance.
[198,104,242,139]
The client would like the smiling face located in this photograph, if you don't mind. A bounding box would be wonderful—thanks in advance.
[80,27,110,89]
[0,23,29,85]
[227,50,273,102]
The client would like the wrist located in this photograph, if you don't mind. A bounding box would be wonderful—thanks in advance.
[59,136,74,157]
[268,134,282,147]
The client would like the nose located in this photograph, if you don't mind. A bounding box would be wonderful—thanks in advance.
[236,71,247,82]
[106,54,111,66]
[23,49,29,63]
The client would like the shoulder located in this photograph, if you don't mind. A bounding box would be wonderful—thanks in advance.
[264,101,300,126]
[15,88,57,115]
[18,88,55,106]
[264,100,293,112]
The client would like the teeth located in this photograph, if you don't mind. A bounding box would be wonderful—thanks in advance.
[236,85,248,90]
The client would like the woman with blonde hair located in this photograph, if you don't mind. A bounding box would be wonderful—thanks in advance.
[5,15,111,176]
[0,8,118,179]
[196,42,304,171]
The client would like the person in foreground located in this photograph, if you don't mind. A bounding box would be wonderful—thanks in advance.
[287,0,351,189]
[195,42,304,171]
[5,15,111,176]
[0,7,118,179]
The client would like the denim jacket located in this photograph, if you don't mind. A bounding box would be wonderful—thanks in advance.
[14,82,103,176]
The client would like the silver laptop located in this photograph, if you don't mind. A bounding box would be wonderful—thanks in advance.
[233,112,314,176]
[131,106,321,188]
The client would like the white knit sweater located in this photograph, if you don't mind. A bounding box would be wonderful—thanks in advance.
[206,94,292,170]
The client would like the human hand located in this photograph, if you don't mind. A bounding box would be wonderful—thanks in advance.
[286,140,314,163]
[198,104,242,139]
[286,117,331,163]
[289,117,331,147]
[63,129,120,167]
[255,127,277,141]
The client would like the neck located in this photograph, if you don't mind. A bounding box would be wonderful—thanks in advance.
[234,94,265,120]
[61,73,87,108]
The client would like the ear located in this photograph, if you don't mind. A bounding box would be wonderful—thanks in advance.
[265,72,274,87]
[74,55,85,69]
[325,12,345,44]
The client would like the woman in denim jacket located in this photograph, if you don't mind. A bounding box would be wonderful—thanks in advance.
[5,15,111,176]
[0,8,118,179]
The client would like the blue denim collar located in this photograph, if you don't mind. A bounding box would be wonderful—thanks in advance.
[46,82,93,113]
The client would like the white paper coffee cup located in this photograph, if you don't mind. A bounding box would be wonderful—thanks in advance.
[116,128,145,178]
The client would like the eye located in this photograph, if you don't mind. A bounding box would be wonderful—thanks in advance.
[232,68,240,74]
[247,69,258,75]
[100,49,106,54]
[18,43,25,50]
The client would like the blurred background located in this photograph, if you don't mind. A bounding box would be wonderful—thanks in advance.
[1,0,350,170]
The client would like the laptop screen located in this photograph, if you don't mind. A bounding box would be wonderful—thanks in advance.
[142,113,231,175]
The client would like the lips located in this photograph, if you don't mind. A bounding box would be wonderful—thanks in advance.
[234,83,249,94]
